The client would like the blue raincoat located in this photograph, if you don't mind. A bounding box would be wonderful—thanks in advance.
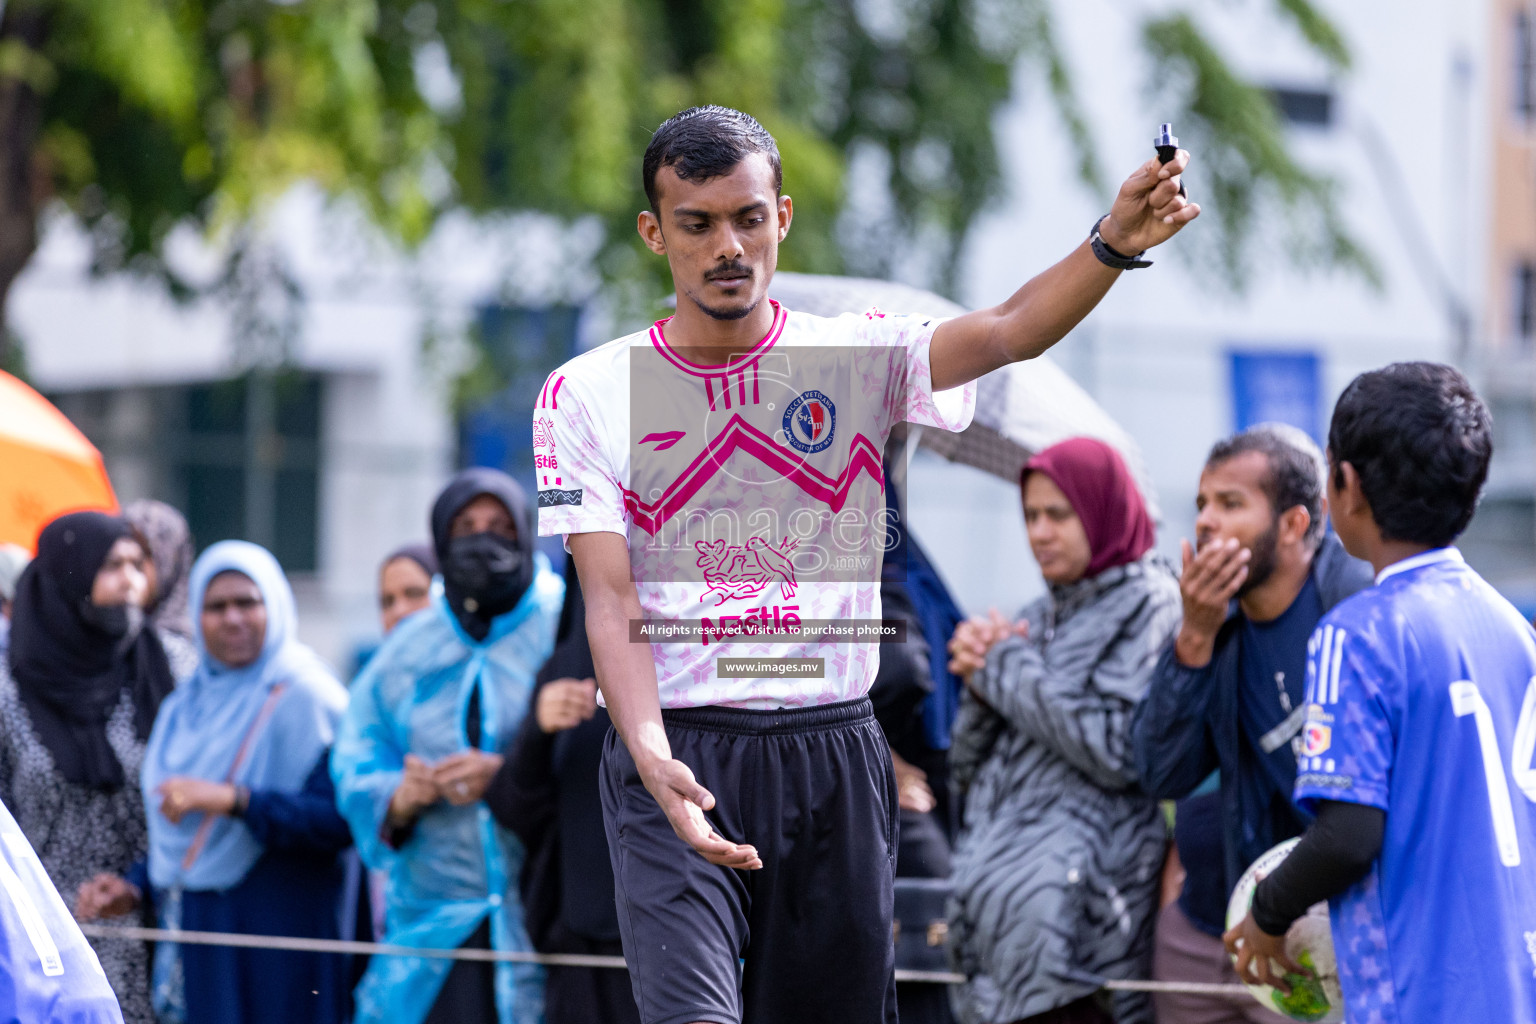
[333,556,563,1024]
[0,795,123,1022]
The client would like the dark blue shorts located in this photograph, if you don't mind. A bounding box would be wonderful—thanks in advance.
[600,697,898,1024]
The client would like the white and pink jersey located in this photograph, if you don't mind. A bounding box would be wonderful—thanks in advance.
[535,300,975,709]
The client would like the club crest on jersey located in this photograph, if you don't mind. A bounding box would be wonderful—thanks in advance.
[783,390,835,454]
[1302,722,1331,757]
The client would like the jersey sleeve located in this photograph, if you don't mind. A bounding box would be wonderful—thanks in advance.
[1294,615,1396,813]
[857,310,977,433]
[533,370,628,542]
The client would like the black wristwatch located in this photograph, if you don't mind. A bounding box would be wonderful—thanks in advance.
[1089,215,1152,270]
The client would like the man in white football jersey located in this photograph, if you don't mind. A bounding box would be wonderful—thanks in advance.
[535,105,1197,1024]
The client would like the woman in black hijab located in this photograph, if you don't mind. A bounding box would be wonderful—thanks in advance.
[430,467,537,642]
[0,511,185,1024]
[334,468,562,1024]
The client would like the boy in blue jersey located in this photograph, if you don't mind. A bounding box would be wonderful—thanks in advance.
[1225,362,1536,1024]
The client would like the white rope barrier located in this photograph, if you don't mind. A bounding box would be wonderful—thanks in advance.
[78,924,1252,995]
[1099,979,1251,998]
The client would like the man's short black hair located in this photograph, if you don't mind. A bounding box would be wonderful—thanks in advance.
[1328,361,1491,548]
[642,106,782,211]
[1205,422,1328,545]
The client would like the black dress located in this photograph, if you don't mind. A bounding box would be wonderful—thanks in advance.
[484,565,640,1024]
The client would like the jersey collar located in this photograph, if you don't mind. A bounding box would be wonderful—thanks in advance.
[1374,546,1463,585]
[648,300,787,378]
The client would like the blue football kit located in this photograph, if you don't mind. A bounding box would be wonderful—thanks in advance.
[1295,547,1536,1024]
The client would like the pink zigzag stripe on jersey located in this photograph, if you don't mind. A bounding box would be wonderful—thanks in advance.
[621,414,885,535]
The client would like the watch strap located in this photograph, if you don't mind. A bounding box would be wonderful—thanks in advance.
[1089,215,1152,270]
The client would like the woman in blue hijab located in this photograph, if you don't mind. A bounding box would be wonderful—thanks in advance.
[333,468,563,1024]
[81,541,354,1024]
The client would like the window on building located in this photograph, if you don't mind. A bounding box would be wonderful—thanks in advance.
[1515,261,1536,346]
[1269,87,1333,128]
[1518,11,1536,120]
[50,373,323,574]
[1228,349,1323,440]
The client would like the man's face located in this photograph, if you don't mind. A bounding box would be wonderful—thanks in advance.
[1195,451,1281,593]
[641,153,791,323]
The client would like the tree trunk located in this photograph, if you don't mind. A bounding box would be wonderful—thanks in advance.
[0,2,51,369]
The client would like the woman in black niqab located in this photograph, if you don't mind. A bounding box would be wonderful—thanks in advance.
[8,511,178,791]
[430,468,537,643]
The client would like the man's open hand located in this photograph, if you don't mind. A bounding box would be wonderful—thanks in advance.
[1224,910,1303,994]
[639,756,762,870]
[1174,537,1249,667]
[1099,150,1199,255]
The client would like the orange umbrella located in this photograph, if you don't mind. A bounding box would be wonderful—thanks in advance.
[0,370,117,552]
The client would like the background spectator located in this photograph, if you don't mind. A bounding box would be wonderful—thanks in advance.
[869,557,956,1024]
[124,499,197,641]
[483,559,637,1024]
[378,543,438,636]
[0,512,185,1024]
[947,438,1180,1024]
[93,540,354,1024]
[333,468,562,1024]
[1130,424,1371,1023]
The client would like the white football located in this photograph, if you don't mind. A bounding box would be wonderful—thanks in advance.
[1225,838,1345,1023]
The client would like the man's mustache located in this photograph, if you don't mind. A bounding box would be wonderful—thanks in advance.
[706,263,752,281]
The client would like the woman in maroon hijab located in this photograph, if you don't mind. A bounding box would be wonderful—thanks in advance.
[944,438,1182,1024]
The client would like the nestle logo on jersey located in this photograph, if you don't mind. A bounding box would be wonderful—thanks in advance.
[782,390,835,454]
[536,454,558,470]
[538,488,583,507]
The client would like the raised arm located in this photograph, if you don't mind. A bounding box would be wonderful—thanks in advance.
[929,151,1198,391]
[568,531,761,870]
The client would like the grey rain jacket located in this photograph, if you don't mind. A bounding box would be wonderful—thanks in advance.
[948,555,1181,1024]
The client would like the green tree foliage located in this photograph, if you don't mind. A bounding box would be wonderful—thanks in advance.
[0,0,1367,365]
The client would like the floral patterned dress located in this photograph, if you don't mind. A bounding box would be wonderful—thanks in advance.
[0,632,195,1024]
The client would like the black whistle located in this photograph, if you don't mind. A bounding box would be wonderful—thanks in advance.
[1155,122,1187,198]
